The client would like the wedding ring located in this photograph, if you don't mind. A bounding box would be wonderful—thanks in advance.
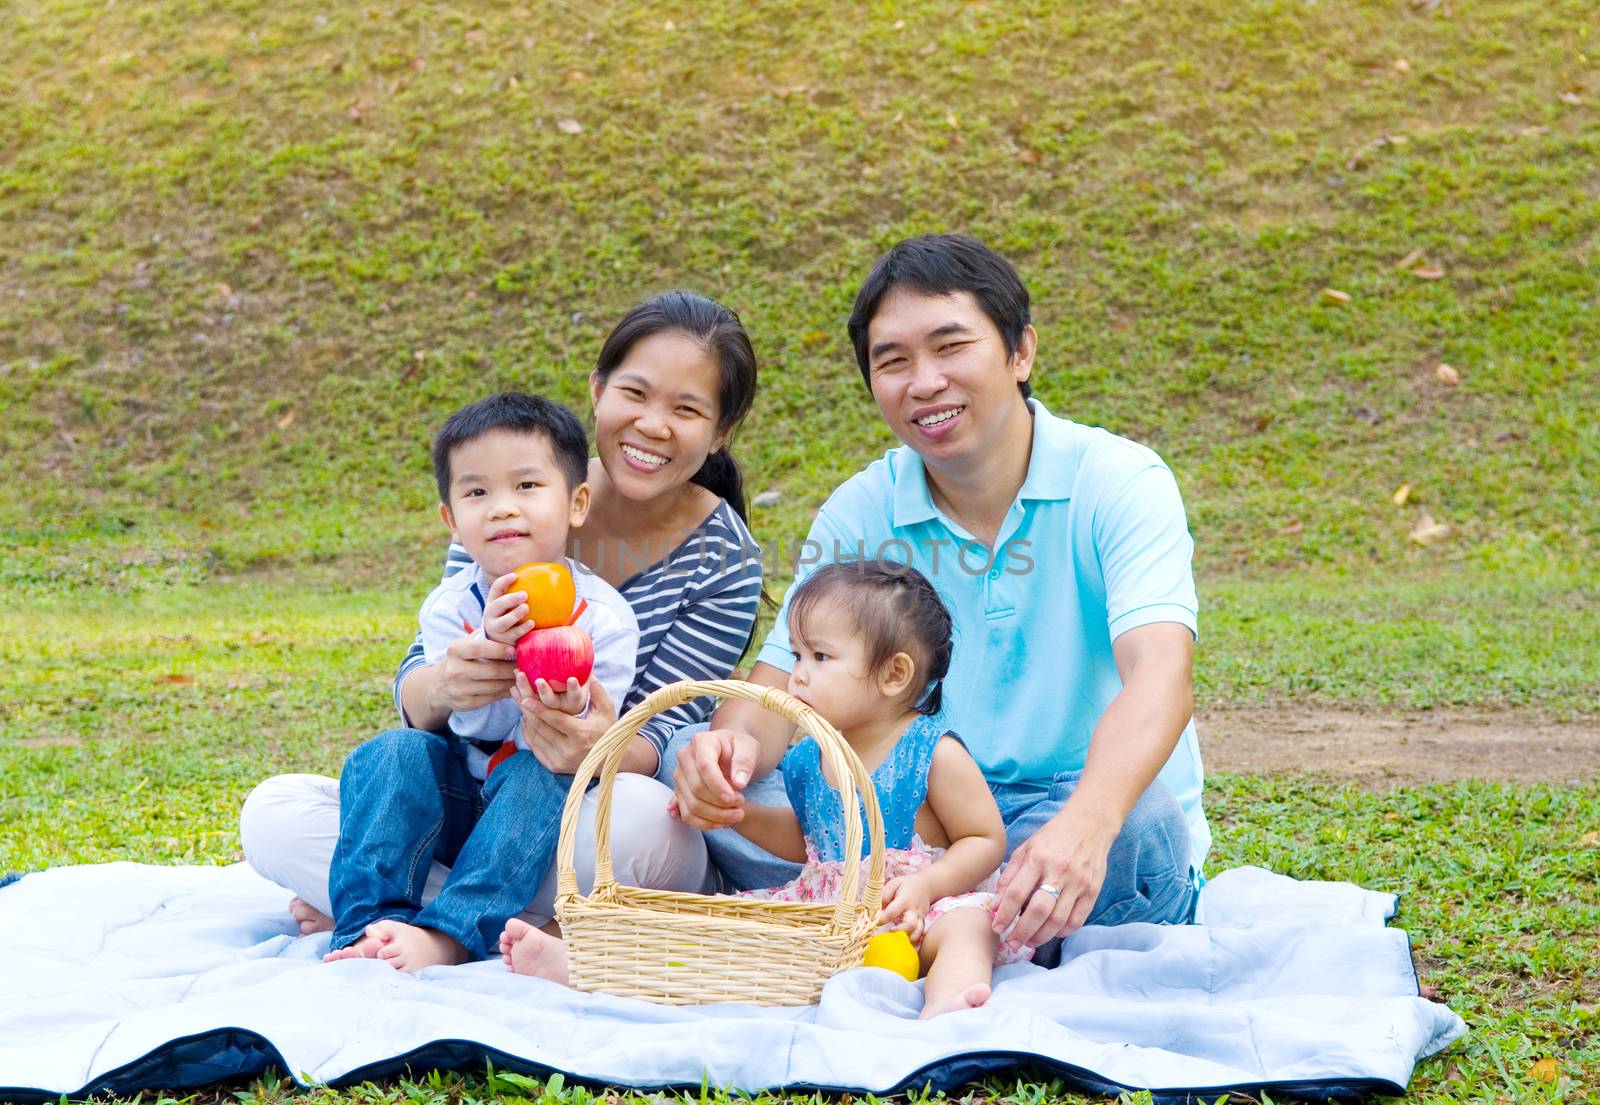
[1035,882,1062,900]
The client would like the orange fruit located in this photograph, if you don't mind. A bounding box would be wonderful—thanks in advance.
[509,561,577,629]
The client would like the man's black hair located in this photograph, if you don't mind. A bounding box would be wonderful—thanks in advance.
[431,391,589,502]
[847,233,1032,399]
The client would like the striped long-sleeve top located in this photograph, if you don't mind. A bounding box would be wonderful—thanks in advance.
[393,498,763,769]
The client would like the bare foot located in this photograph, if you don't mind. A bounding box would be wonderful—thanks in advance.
[289,897,334,935]
[323,929,390,962]
[919,982,991,1019]
[499,917,570,984]
[354,920,469,972]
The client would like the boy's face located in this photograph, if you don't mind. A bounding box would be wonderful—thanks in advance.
[439,429,589,578]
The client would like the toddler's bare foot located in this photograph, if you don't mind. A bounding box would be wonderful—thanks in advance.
[499,917,570,984]
[919,982,991,1019]
[366,920,469,972]
[289,897,334,935]
[323,928,390,962]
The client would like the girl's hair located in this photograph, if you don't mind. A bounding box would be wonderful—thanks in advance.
[788,559,954,715]
[592,291,759,521]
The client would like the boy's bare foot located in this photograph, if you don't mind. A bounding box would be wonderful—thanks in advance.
[289,897,334,935]
[919,981,991,1019]
[366,920,470,972]
[499,917,570,984]
[323,928,391,962]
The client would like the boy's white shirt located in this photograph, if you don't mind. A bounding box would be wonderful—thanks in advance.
[416,557,640,779]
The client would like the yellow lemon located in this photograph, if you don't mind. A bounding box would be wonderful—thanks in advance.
[861,931,920,982]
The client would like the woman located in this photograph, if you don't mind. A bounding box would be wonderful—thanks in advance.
[240,291,763,940]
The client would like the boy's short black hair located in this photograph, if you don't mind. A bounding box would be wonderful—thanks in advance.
[431,391,589,502]
[847,233,1032,400]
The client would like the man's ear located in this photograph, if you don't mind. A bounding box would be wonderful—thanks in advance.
[439,502,459,544]
[568,481,592,527]
[878,651,917,702]
[1011,323,1038,387]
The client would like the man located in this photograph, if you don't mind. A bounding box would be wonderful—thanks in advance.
[668,234,1208,952]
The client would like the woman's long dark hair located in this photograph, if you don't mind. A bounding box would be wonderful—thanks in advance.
[592,291,758,521]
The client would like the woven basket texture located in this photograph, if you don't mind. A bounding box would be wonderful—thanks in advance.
[555,679,885,1005]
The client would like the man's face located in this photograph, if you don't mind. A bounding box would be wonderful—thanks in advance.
[862,288,1034,471]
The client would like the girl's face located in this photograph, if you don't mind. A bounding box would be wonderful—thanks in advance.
[590,331,726,505]
[786,599,910,734]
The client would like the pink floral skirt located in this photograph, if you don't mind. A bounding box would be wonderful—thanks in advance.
[735,837,1033,966]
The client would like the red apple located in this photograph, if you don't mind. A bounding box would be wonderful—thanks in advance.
[515,624,594,690]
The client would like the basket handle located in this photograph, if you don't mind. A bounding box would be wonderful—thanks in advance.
[555,679,885,931]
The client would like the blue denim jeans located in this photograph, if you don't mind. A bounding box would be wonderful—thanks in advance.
[658,724,1199,939]
[329,727,569,960]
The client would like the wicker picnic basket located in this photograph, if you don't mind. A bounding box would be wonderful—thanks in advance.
[554,678,885,1006]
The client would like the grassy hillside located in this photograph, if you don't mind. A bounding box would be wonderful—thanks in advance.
[3,3,1599,1099]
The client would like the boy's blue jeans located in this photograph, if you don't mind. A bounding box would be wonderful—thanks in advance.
[658,724,1198,954]
[329,727,568,960]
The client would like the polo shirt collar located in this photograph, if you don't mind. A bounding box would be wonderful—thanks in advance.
[890,398,1079,530]
[1015,398,1079,502]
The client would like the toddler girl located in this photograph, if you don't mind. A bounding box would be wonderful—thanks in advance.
[502,559,1028,1018]
[723,559,1029,1017]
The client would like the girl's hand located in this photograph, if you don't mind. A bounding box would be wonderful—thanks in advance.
[513,673,614,774]
[481,573,535,645]
[877,874,933,942]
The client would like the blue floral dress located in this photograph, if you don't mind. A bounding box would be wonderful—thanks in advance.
[736,714,1032,964]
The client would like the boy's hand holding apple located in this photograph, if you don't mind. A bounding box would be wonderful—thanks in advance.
[513,675,619,774]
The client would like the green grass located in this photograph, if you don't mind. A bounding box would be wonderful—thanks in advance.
[3,0,1599,1100]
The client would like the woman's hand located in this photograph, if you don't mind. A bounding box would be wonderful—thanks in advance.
[429,631,519,714]
[877,873,933,942]
[513,673,617,775]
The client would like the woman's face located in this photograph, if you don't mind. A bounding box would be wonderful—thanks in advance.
[590,330,727,504]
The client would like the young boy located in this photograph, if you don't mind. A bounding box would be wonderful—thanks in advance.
[323,391,639,971]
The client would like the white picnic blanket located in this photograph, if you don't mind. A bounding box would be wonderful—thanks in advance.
[0,862,1464,1101]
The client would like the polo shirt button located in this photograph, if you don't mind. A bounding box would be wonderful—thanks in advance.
[988,568,1001,581]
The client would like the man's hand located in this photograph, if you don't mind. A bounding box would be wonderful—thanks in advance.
[432,631,518,713]
[668,727,761,830]
[513,673,611,774]
[992,804,1118,950]
[877,873,933,942]
[481,572,535,645]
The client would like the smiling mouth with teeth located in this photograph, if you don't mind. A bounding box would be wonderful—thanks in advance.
[621,443,670,466]
[915,407,964,427]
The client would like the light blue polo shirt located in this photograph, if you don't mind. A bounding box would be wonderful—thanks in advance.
[757,399,1211,870]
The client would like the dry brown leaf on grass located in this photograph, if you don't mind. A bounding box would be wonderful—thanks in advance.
[215,282,233,298]
[1435,363,1462,385]
[1559,91,1582,107]
[1278,520,1303,537]
[1393,247,1425,270]
[1321,288,1352,305]
[1018,148,1041,164]
[556,118,584,134]
[154,673,195,685]
[1526,1058,1559,1083]
[1579,831,1599,846]
[1409,514,1452,546]
[277,410,297,430]
[1518,124,1551,138]
[1392,483,1412,506]
[1411,266,1446,279]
